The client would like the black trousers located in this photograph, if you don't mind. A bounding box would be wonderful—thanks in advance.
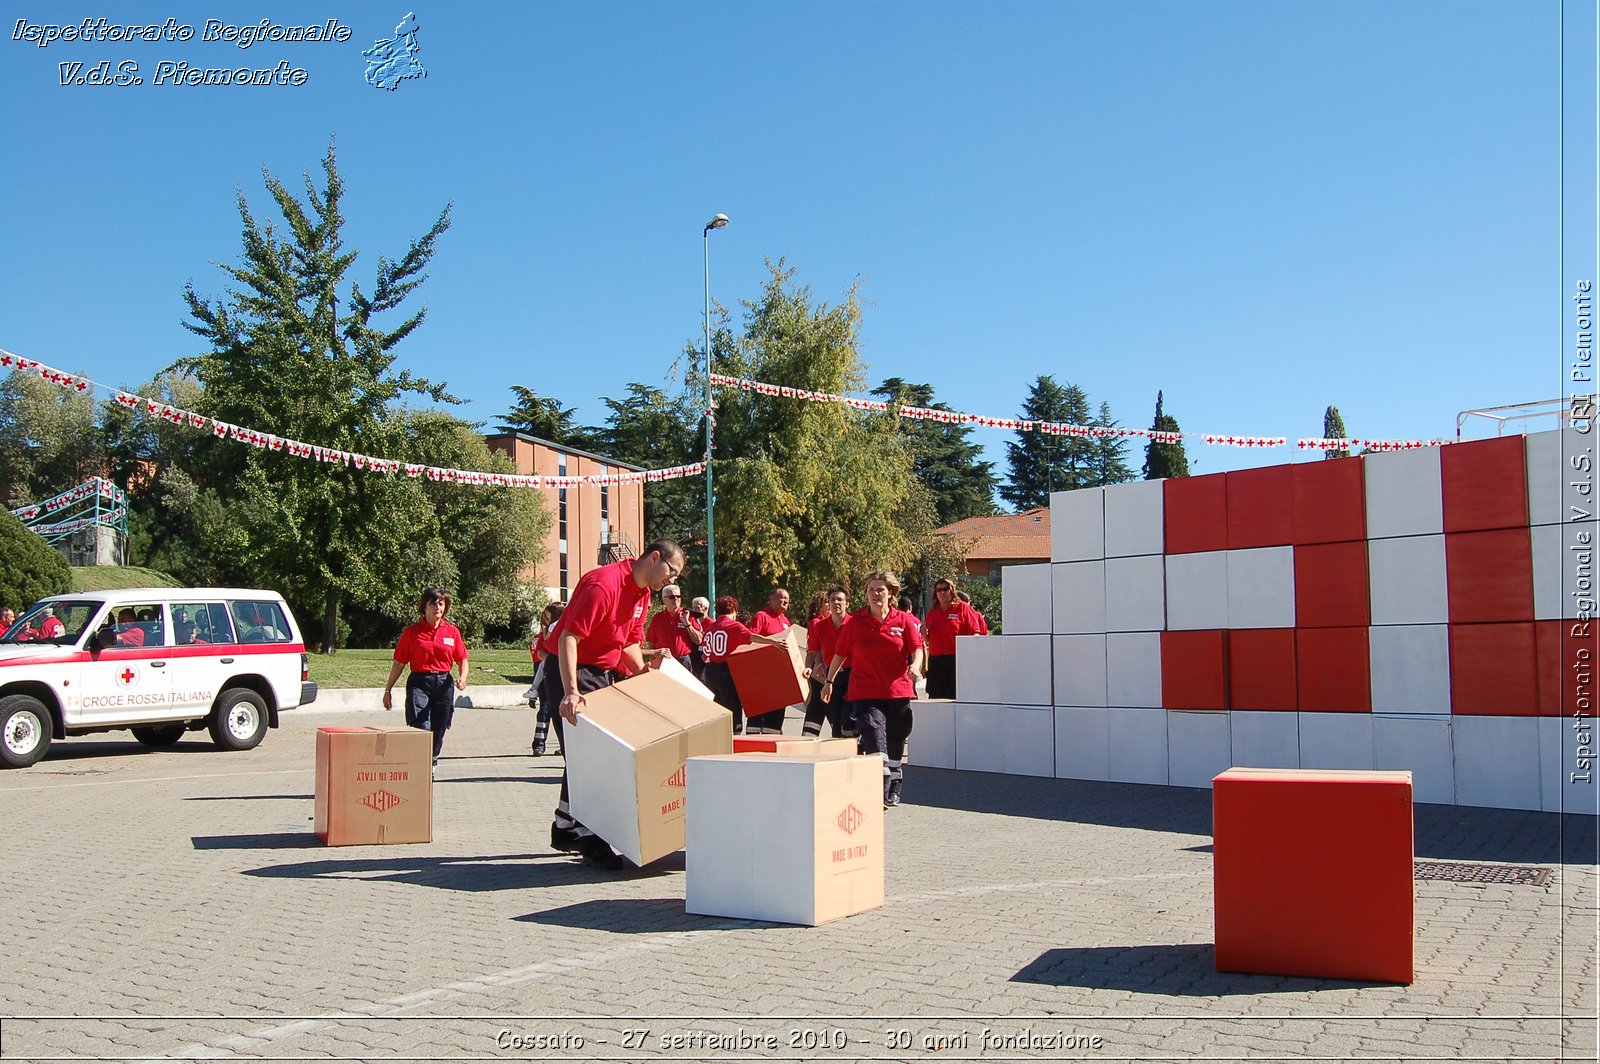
[541,661,620,829]
[856,697,913,788]
[802,667,852,737]
[926,654,957,699]
[405,671,455,761]
[701,662,743,733]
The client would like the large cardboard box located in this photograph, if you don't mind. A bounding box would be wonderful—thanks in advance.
[733,735,857,756]
[314,727,432,846]
[566,669,733,866]
[655,655,715,700]
[727,626,808,715]
[686,752,885,925]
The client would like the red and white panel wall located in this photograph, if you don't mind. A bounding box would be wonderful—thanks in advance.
[922,428,1598,813]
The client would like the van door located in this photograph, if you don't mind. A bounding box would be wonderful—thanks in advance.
[167,601,232,718]
[82,602,176,726]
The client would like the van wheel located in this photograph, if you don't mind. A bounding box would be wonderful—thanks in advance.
[0,695,53,768]
[132,724,186,749]
[209,689,268,751]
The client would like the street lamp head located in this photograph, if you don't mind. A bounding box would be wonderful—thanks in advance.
[704,213,729,233]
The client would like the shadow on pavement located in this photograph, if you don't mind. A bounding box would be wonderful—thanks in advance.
[515,896,776,933]
[185,794,314,802]
[192,832,325,849]
[1011,944,1394,995]
[237,851,671,892]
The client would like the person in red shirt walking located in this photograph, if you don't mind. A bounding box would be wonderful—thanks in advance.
[529,601,564,756]
[543,540,685,871]
[821,571,923,808]
[803,585,854,738]
[746,588,792,734]
[644,583,702,671]
[923,577,985,699]
[383,587,470,777]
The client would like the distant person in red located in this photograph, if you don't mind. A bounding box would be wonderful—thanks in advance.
[113,608,145,647]
[957,589,989,634]
[822,570,923,808]
[38,607,64,640]
[645,583,702,672]
[383,586,469,777]
[0,607,13,638]
[923,577,984,699]
[700,595,754,735]
[746,588,792,734]
[542,540,685,871]
[529,601,564,756]
[803,585,854,738]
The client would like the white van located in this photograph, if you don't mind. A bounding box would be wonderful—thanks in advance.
[0,587,318,768]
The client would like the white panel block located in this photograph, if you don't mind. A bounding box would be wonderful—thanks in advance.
[999,634,1053,707]
[1374,714,1455,805]
[1105,555,1166,632]
[1051,561,1106,635]
[909,699,956,769]
[1001,562,1053,634]
[1298,712,1374,770]
[1526,428,1591,527]
[953,702,1005,773]
[1054,706,1109,780]
[1106,632,1163,708]
[1107,707,1169,784]
[954,635,1003,703]
[1226,546,1296,629]
[1368,625,1452,715]
[1453,715,1541,811]
[1533,522,1587,620]
[1164,551,1228,631]
[1050,487,1104,562]
[1364,446,1443,539]
[1539,716,1600,815]
[1367,535,1449,626]
[1230,711,1299,769]
[1167,710,1232,789]
[1052,635,1107,707]
[1103,479,1165,557]
[1002,705,1057,777]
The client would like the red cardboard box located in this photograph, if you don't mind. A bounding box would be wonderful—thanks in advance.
[1293,541,1371,629]
[1226,466,1294,550]
[1445,528,1534,624]
[733,735,857,756]
[1450,622,1538,716]
[314,727,432,846]
[728,626,808,716]
[1161,629,1228,710]
[1292,457,1366,545]
[1295,627,1371,713]
[1441,435,1529,534]
[1227,628,1298,711]
[1213,767,1414,983]
[1164,473,1229,555]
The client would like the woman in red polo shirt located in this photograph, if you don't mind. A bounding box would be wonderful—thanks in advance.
[923,576,984,699]
[822,570,923,808]
[803,585,854,738]
[383,586,470,777]
[699,595,754,734]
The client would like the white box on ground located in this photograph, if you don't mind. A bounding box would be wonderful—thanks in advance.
[1367,534,1449,626]
[1373,714,1455,806]
[1051,560,1107,635]
[1164,551,1228,631]
[1167,710,1231,788]
[1052,634,1107,708]
[1108,707,1169,785]
[1050,487,1104,562]
[1453,715,1541,812]
[686,752,884,925]
[1226,546,1296,629]
[1105,555,1166,632]
[1525,428,1589,527]
[910,699,956,769]
[1103,479,1165,558]
[1054,705,1110,781]
[1001,562,1053,635]
[1106,632,1163,708]
[1368,624,1451,715]
[1364,446,1444,539]
[954,634,1003,702]
[565,670,733,867]
[1230,711,1299,769]
[954,702,1006,774]
[1001,705,1055,777]
[1297,712,1375,771]
[1532,523,1584,620]
[999,634,1053,706]
[1539,716,1600,815]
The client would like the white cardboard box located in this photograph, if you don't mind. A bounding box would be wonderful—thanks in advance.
[1373,714,1455,806]
[1105,555,1166,632]
[954,634,1003,702]
[1164,550,1229,631]
[953,702,1006,774]
[1368,624,1452,715]
[1226,546,1296,629]
[954,702,1054,776]
[1167,710,1231,789]
[1050,487,1105,562]
[909,699,956,769]
[1105,632,1163,708]
[1107,707,1169,785]
[1001,562,1053,635]
[1453,715,1541,811]
[1364,446,1444,540]
[1103,479,1165,558]
[1297,712,1375,771]
[1053,634,1108,707]
[1538,716,1600,815]
[1229,711,1299,770]
[686,752,884,925]
[1051,560,1107,635]
[1054,706,1110,781]
[1367,534,1449,626]
[1532,522,1586,621]
[1525,428,1590,527]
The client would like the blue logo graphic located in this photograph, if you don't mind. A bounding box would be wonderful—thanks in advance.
[363,12,425,91]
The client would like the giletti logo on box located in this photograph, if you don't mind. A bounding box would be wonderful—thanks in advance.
[359,789,405,813]
[662,766,686,789]
[836,803,865,835]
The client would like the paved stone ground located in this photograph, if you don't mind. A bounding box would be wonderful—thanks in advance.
[1,703,1594,1063]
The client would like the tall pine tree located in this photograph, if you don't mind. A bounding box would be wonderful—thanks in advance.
[871,377,997,524]
[1323,405,1350,459]
[1142,389,1191,479]
[999,376,1093,510]
[1088,400,1136,487]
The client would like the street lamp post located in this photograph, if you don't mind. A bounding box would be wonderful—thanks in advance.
[703,213,729,603]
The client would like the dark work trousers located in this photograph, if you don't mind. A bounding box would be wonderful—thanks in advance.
[746,704,787,734]
[856,697,913,797]
[925,654,957,700]
[701,662,743,733]
[406,671,456,762]
[542,661,620,838]
[802,667,852,737]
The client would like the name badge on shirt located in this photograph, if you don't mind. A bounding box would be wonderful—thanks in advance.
[442,637,455,646]
[889,627,903,637]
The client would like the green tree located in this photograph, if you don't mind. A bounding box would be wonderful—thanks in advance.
[871,377,998,525]
[999,376,1094,509]
[1323,405,1350,459]
[580,382,701,543]
[1142,389,1191,480]
[0,371,102,506]
[1088,401,1136,487]
[498,385,586,446]
[0,510,71,610]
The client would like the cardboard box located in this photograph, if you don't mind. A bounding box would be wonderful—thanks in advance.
[733,735,856,756]
[655,655,715,700]
[727,626,807,716]
[686,752,885,925]
[566,669,734,866]
[314,727,431,846]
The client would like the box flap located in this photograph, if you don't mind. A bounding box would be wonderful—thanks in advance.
[655,656,715,700]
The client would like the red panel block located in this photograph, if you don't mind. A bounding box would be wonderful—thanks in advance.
[1535,619,1600,717]
[1294,542,1371,629]
[1441,435,1529,534]
[1164,473,1229,555]
[1161,629,1228,710]
[1214,767,1414,983]
[1292,457,1366,545]
[1226,465,1294,549]
[1449,622,1538,716]
[1227,628,1298,711]
[1295,627,1372,713]
[1445,528,1534,623]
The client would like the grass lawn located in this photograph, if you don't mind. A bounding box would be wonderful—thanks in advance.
[70,566,181,592]
[306,647,536,689]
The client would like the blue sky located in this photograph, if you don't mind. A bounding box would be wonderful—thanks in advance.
[1,1,1592,486]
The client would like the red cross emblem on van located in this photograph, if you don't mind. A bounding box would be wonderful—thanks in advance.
[116,666,138,688]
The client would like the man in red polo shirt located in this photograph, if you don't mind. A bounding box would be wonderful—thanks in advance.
[644,583,702,671]
[745,588,792,734]
[544,539,685,870]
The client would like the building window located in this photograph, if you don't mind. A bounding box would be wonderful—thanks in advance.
[560,551,569,598]
[600,463,609,543]
[558,453,568,540]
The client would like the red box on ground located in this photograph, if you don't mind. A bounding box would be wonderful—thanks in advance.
[728,627,808,716]
[1164,473,1229,555]
[1213,767,1414,983]
[1292,457,1366,545]
[1295,627,1371,713]
[314,727,432,846]
[1445,528,1534,624]
[1293,541,1371,629]
[1450,622,1538,716]
[733,735,857,756]
[1441,436,1529,534]
[1535,620,1600,717]
[1225,466,1294,549]
[1161,629,1228,710]
[1227,628,1298,711]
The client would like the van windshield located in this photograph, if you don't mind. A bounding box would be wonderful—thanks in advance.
[1,600,102,646]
